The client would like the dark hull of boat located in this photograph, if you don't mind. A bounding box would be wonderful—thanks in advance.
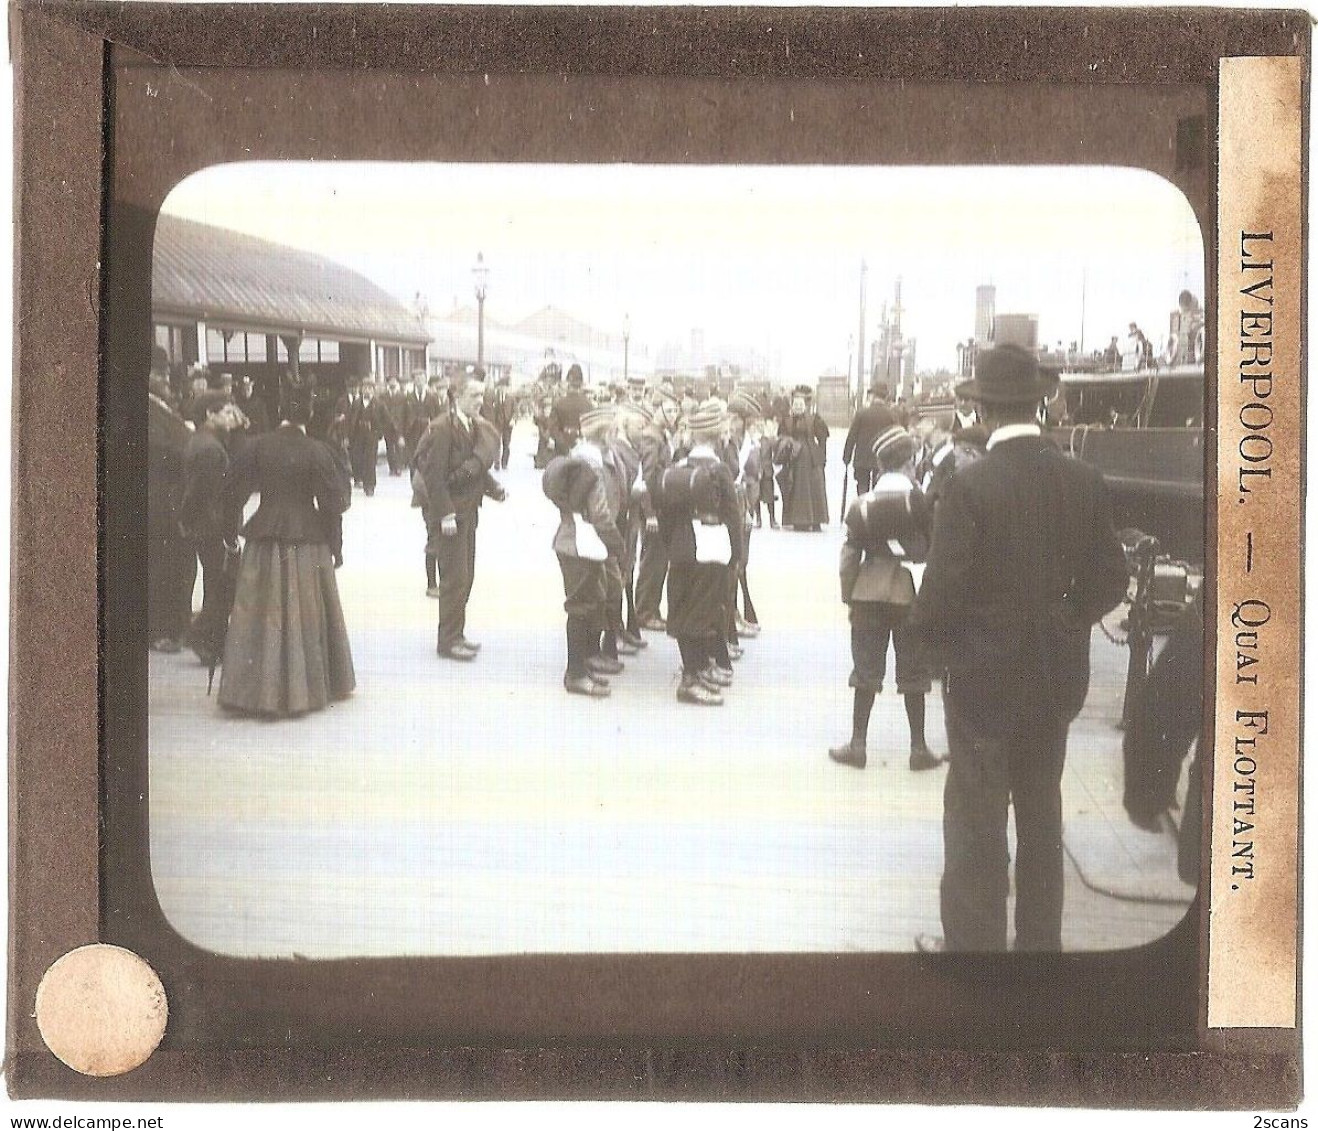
[1052,425,1205,564]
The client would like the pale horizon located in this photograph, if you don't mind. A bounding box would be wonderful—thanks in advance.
[161,161,1205,379]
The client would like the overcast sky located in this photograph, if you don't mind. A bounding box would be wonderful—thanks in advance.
[161,162,1204,377]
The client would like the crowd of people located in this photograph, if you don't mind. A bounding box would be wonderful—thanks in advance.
[149,339,1145,954]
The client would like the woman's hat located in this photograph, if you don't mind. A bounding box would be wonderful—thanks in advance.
[792,384,813,399]
[871,424,916,470]
[955,343,1058,404]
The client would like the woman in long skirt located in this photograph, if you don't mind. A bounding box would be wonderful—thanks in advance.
[218,385,355,717]
[780,386,830,531]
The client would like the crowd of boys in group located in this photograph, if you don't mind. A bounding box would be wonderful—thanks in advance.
[149,339,1134,955]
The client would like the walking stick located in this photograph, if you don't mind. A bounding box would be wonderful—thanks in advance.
[839,462,850,528]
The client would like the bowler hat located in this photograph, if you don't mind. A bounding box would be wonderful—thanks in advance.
[957,344,1058,404]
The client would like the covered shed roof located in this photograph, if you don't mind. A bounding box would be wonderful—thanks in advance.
[152,214,430,345]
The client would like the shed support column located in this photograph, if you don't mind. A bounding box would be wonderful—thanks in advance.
[279,333,302,379]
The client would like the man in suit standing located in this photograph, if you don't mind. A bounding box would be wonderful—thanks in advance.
[345,378,387,496]
[841,381,899,495]
[402,370,440,461]
[179,393,245,666]
[481,370,517,470]
[909,344,1128,953]
[417,377,507,660]
[148,360,197,654]
[381,376,406,476]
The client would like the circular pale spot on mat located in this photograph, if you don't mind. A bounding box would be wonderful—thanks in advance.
[35,945,167,1076]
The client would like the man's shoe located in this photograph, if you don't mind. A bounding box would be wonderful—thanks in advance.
[736,618,761,637]
[638,616,667,632]
[914,934,946,954]
[727,644,744,662]
[426,586,441,599]
[615,639,640,656]
[677,680,723,706]
[909,746,945,772]
[587,656,624,676]
[620,630,648,649]
[828,741,867,769]
[700,664,733,689]
[437,643,477,661]
[457,637,482,653]
[565,675,610,698]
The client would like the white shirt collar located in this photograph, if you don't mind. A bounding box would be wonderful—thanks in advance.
[986,422,1042,451]
[688,443,719,460]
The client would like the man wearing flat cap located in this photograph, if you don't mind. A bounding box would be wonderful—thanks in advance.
[909,343,1128,953]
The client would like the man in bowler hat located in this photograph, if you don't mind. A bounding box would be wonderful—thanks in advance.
[909,343,1127,953]
[841,381,899,495]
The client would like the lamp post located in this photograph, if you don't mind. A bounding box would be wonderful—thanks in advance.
[473,252,489,372]
[623,313,631,382]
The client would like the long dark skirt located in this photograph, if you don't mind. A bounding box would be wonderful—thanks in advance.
[218,540,356,717]
[781,447,828,528]
[666,561,730,640]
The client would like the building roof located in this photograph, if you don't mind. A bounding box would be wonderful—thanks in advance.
[512,305,621,353]
[152,214,430,345]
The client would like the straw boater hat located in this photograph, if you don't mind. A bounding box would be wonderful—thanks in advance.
[618,401,657,426]
[685,402,726,439]
[956,343,1058,404]
[578,405,616,435]
[727,392,763,420]
[871,424,916,471]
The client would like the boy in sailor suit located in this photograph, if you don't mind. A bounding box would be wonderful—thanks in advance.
[829,425,943,772]
[542,407,626,698]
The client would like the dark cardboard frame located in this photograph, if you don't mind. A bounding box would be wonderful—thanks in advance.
[9,2,1308,1104]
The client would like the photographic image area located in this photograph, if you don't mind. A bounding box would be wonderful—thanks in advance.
[143,162,1205,958]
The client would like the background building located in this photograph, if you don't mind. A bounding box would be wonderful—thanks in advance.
[151,215,430,392]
